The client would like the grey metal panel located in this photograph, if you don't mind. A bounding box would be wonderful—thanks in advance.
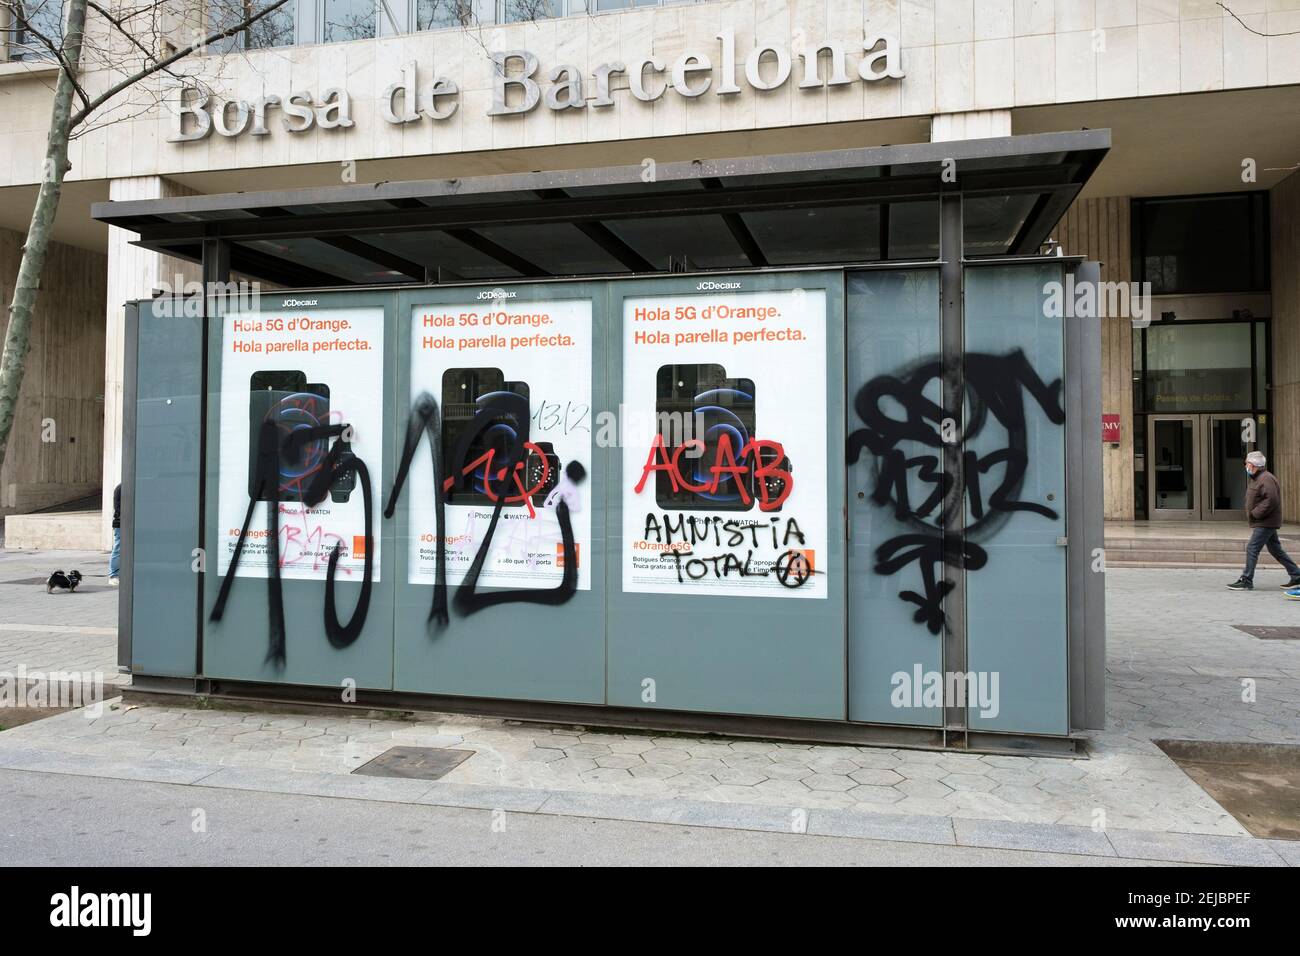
[1065,262,1087,732]
[200,289,398,690]
[962,262,1070,736]
[605,271,847,720]
[389,282,606,704]
[845,267,944,727]
[939,194,967,731]
[118,302,138,670]
[1073,261,1108,731]
[200,238,231,678]
[129,298,203,678]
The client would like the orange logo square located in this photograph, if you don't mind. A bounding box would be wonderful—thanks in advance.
[776,549,815,587]
[556,542,579,568]
[352,535,367,558]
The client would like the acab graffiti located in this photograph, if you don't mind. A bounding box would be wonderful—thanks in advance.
[628,367,815,590]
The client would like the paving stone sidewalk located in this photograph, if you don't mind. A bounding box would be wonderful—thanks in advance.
[0,548,123,685]
[0,554,1298,855]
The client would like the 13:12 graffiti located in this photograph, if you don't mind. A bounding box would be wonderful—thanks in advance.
[531,399,590,436]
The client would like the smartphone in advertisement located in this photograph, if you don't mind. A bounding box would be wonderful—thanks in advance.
[655,364,756,511]
[248,370,304,500]
[441,368,532,507]
[247,371,331,502]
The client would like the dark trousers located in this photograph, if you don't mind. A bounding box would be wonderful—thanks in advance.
[1242,527,1300,581]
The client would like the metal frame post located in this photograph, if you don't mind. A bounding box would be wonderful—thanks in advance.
[1069,260,1107,731]
[198,238,231,678]
[939,192,967,735]
[117,303,139,670]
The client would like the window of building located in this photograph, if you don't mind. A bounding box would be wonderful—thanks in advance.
[593,0,663,10]
[416,0,472,30]
[246,0,297,48]
[206,0,296,53]
[1142,321,1254,414]
[1131,316,1272,520]
[322,0,375,42]
[1133,193,1269,295]
[198,0,711,55]
[6,0,65,61]
[499,0,561,23]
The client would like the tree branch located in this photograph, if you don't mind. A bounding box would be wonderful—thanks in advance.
[1219,2,1300,36]
[68,0,294,129]
[114,0,173,27]
[85,0,186,85]
[3,1,93,113]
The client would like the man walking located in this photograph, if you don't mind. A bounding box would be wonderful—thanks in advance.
[1227,452,1300,590]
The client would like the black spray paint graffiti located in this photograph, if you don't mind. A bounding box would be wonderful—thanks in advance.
[846,349,1065,635]
[211,419,374,665]
[212,419,285,662]
[386,390,586,628]
[386,392,448,626]
[215,388,585,665]
[640,513,814,589]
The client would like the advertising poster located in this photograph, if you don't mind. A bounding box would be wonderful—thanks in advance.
[406,298,593,590]
[216,303,385,580]
[621,286,827,598]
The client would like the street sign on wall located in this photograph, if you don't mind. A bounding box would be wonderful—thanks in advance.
[1102,413,1121,444]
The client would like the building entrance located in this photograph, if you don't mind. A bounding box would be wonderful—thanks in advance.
[1147,413,1253,521]
[1133,315,1270,521]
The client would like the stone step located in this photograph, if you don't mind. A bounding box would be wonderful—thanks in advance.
[1107,556,1296,570]
[1107,549,1247,564]
[1104,538,1300,554]
[2,510,102,550]
[1106,559,1245,570]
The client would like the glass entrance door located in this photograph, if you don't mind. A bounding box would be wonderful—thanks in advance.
[1147,414,1252,520]
[1204,414,1249,521]
[1148,416,1199,518]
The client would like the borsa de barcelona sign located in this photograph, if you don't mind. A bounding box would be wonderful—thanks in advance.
[169,30,905,142]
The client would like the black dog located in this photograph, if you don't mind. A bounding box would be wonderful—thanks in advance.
[45,570,82,593]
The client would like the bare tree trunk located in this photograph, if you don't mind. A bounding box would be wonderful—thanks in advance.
[0,0,89,478]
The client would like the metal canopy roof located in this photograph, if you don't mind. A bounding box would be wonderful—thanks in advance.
[92,130,1109,288]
